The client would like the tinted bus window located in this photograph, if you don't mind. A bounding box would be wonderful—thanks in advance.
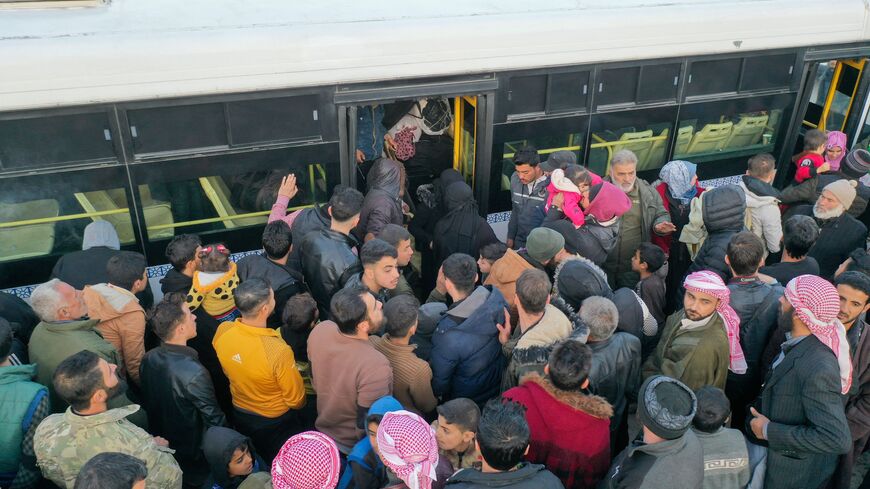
[0,112,117,171]
[588,106,677,177]
[128,103,228,156]
[687,58,742,97]
[227,95,322,146]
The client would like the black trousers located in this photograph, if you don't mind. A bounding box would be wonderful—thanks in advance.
[233,408,301,464]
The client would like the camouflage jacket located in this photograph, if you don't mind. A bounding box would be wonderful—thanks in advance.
[34,405,182,489]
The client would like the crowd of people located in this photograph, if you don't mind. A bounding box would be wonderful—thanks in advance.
[1,126,870,489]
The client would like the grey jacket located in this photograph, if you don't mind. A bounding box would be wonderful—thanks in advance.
[600,429,704,489]
[508,172,549,248]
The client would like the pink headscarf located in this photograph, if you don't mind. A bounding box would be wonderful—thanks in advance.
[585,180,633,227]
[272,431,341,489]
[683,271,748,374]
[783,275,853,394]
[377,411,440,489]
[826,131,848,171]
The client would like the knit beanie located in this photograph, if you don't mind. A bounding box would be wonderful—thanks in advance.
[840,149,870,179]
[637,376,697,440]
[823,179,859,211]
[553,257,613,310]
[526,227,565,264]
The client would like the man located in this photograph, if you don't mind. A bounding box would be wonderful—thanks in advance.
[781,148,870,220]
[836,247,870,278]
[642,271,738,391]
[34,351,182,489]
[507,145,549,250]
[268,173,330,271]
[140,293,226,488]
[759,215,820,284]
[797,180,868,279]
[83,251,149,385]
[74,453,148,489]
[583,296,641,455]
[0,290,40,363]
[308,287,393,453]
[485,227,571,307]
[829,272,870,488]
[378,223,419,298]
[343,238,400,305]
[746,275,852,489]
[369,295,437,416]
[432,398,481,471]
[601,376,703,489]
[724,232,783,431]
[0,320,49,489]
[237,220,306,327]
[604,149,674,289]
[299,186,365,318]
[429,253,507,405]
[445,399,563,489]
[497,269,572,390]
[212,278,304,462]
[740,153,783,255]
[504,339,612,489]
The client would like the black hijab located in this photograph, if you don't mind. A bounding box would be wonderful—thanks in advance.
[433,180,479,263]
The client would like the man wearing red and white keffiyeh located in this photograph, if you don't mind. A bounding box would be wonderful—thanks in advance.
[271,431,341,489]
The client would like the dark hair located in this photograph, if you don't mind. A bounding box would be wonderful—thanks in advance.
[636,242,666,273]
[726,232,766,276]
[330,287,369,335]
[366,413,385,428]
[281,292,319,332]
[198,243,231,273]
[383,295,420,338]
[804,129,827,151]
[53,350,104,411]
[0,318,12,362]
[692,386,731,433]
[515,269,550,314]
[747,153,776,178]
[329,186,365,222]
[441,253,477,296]
[782,215,819,259]
[479,242,508,262]
[74,452,148,489]
[845,248,870,276]
[547,339,592,391]
[512,145,540,167]
[835,271,870,303]
[147,292,187,342]
[165,234,201,271]
[564,164,593,188]
[360,239,398,267]
[477,399,530,471]
[106,251,147,291]
[262,220,292,260]
[437,398,481,433]
[378,224,411,249]
[233,278,272,316]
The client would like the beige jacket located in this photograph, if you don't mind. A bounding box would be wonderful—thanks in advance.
[84,284,146,384]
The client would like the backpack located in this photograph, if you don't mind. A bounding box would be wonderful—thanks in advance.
[419,98,452,134]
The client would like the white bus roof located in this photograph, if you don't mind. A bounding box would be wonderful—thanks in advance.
[1,0,868,111]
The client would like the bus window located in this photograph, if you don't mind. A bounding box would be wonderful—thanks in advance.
[588,106,677,176]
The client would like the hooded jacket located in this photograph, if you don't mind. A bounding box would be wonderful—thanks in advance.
[202,427,269,489]
[83,283,146,384]
[483,249,537,308]
[339,396,403,489]
[600,430,704,489]
[430,286,508,404]
[299,228,362,319]
[355,158,405,241]
[446,462,563,489]
[504,373,612,489]
[501,305,573,391]
[685,184,747,281]
[739,175,783,254]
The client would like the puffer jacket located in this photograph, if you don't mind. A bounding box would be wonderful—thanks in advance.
[686,184,746,281]
[501,304,573,390]
[299,228,362,318]
[588,332,640,452]
[780,172,870,220]
[430,286,507,404]
[739,175,783,254]
[354,158,404,241]
[83,284,146,384]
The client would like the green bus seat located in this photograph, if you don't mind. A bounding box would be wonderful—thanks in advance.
[640,128,670,172]
[674,126,694,156]
[0,199,59,262]
[686,121,733,154]
[723,114,769,149]
[612,129,655,172]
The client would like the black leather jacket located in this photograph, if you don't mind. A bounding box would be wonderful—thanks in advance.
[139,344,227,459]
[588,332,641,431]
[727,277,783,378]
[299,228,362,318]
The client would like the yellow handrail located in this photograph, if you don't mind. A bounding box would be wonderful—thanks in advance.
[0,208,129,229]
[145,204,315,231]
[501,133,667,160]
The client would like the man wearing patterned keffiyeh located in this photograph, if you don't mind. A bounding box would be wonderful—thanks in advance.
[271,431,342,489]
[376,410,453,489]
[642,270,737,391]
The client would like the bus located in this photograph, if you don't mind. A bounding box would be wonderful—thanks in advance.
[2,0,870,294]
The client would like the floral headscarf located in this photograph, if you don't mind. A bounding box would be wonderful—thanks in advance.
[659,160,698,205]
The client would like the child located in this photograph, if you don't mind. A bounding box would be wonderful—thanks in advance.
[377,410,454,489]
[477,242,507,280]
[202,427,270,489]
[281,292,319,430]
[432,398,481,471]
[546,166,594,228]
[690,386,750,489]
[632,242,667,326]
[337,395,403,489]
[187,244,240,323]
[792,128,830,183]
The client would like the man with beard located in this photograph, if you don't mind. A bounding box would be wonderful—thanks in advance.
[747,275,851,489]
[307,286,392,454]
[797,180,868,279]
[642,271,742,391]
[34,351,182,489]
[604,149,674,289]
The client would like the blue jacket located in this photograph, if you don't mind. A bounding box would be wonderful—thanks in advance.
[430,286,507,405]
[356,105,386,161]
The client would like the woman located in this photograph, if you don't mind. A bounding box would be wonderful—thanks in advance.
[825,131,848,172]
[652,160,704,314]
[355,158,407,242]
[432,180,498,269]
[409,169,464,291]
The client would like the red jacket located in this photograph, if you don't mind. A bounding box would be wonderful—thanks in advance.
[792,151,825,183]
[651,182,705,254]
[504,373,612,489]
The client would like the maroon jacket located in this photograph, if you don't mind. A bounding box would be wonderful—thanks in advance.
[504,373,612,489]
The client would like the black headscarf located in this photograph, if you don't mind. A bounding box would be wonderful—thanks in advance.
[433,180,479,263]
[366,158,404,199]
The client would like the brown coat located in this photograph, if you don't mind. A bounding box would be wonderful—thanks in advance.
[484,249,534,308]
[83,284,146,384]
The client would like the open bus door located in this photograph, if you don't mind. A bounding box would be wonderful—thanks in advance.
[453,96,478,184]
[803,59,867,133]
